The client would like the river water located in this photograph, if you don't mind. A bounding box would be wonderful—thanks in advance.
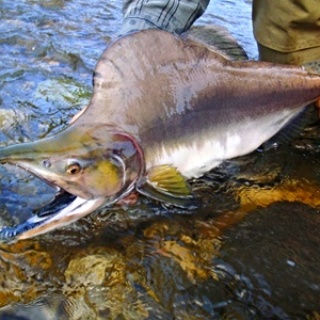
[0,0,320,319]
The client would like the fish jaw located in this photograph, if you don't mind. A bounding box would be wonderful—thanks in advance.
[0,195,107,240]
[0,124,145,240]
[0,185,136,241]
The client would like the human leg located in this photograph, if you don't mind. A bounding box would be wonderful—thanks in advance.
[119,0,210,36]
[252,0,320,65]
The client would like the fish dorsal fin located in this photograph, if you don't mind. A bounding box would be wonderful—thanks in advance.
[183,25,248,61]
[136,165,196,208]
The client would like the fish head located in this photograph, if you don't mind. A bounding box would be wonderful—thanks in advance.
[0,124,144,240]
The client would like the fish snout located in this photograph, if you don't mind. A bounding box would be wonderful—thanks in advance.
[0,142,38,163]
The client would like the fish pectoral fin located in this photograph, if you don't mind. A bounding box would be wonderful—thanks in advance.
[136,164,197,208]
[147,164,191,196]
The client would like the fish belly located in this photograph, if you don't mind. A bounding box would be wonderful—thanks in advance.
[146,108,302,178]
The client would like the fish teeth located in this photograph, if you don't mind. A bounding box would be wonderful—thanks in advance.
[0,226,17,239]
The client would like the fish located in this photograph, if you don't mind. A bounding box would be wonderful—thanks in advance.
[0,29,319,241]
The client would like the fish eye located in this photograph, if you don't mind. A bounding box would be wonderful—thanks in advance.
[66,161,82,175]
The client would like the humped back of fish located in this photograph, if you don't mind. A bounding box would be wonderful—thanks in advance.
[78,30,320,178]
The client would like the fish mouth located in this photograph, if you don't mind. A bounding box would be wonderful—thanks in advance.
[0,188,106,241]
[36,189,77,218]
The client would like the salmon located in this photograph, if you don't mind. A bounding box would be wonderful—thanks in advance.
[0,29,319,240]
